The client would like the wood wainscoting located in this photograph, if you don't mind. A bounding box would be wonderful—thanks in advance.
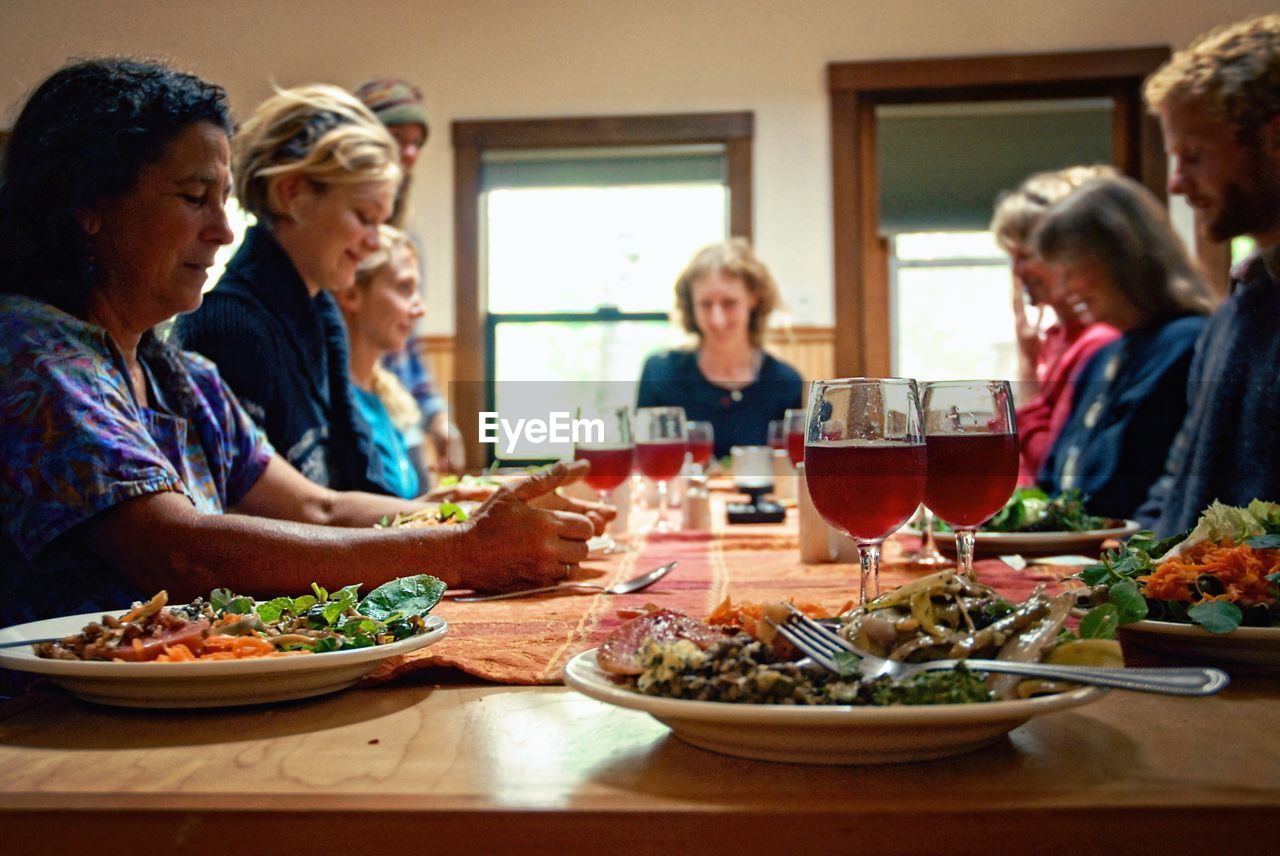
[411,325,835,405]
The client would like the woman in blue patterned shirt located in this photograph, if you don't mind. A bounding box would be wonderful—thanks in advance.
[0,59,604,626]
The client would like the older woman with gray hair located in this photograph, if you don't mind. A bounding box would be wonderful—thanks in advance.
[1032,175,1214,520]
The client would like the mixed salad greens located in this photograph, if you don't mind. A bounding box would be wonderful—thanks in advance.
[937,487,1108,533]
[1078,501,1280,634]
[35,575,447,662]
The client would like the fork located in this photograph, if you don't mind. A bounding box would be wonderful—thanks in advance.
[768,606,1229,696]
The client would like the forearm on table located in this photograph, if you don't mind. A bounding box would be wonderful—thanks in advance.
[83,493,472,601]
[298,487,432,528]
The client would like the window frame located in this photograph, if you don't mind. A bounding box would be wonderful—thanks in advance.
[452,112,754,468]
[827,47,1174,378]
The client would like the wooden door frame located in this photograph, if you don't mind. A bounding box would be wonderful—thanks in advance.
[828,47,1172,378]
[452,112,754,469]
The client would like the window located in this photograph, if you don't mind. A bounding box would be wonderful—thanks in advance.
[889,231,1018,383]
[453,113,753,466]
[483,151,728,459]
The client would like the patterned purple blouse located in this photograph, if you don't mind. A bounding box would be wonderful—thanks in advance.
[0,294,275,624]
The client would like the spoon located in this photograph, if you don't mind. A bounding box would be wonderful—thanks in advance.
[451,561,677,602]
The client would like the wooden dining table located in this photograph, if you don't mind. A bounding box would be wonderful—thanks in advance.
[2,493,1278,854]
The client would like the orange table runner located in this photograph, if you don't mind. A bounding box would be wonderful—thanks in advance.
[367,504,1076,686]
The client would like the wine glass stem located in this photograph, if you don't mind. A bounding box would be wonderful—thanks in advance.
[857,541,881,605]
[922,508,940,553]
[956,528,977,579]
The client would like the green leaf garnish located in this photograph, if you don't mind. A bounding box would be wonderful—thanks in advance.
[1078,604,1120,639]
[359,574,447,622]
[1107,579,1149,625]
[1187,601,1243,634]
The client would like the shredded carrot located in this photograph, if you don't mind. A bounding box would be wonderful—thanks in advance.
[707,596,853,639]
[153,634,314,662]
[1140,540,1280,605]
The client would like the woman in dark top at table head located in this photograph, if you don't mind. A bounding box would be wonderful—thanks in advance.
[173,83,407,494]
[0,58,604,632]
[1033,175,1215,520]
[637,238,803,458]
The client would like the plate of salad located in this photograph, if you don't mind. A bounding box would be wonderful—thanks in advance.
[913,488,1139,556]
[0,575,449,708]
[1076,501,1280,670]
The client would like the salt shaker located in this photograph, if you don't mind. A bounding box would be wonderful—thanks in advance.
[682,478,712,531]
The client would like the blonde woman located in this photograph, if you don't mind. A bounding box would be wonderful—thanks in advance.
[335,227,425,498]
[637,238,802,458]
[174,84,404,493]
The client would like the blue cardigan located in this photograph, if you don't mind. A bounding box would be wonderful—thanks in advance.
[1039,314,1205,521]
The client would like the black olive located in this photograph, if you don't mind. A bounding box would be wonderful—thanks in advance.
[1194,574,1225,597]
[1239,603,1273,627]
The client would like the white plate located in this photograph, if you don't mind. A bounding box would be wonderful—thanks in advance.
[905,520,1140,557]
[563,649,1103,765]
[1117,620,1280,671]
[0,611,448,708]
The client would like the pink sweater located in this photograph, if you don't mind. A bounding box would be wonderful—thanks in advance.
[1015,322,1120,483]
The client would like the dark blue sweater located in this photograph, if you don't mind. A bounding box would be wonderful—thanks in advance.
[637,349,803,458]
[1137,253,1280,536]
[173,225,393,494]
[1039,314,1204,521]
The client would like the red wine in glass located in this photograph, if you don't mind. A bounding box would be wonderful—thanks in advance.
[921,380,1019,578]
[635,440,687,480]
[804,378,926,604]
[635,406,688,533]
[687,439,714,470]
[574,404,635,553]
[805,442,927,541]
[786,431,806,467]
[924,433,1018,527]
[576,445,635,494]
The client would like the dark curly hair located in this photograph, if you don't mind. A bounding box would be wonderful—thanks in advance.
[0,57,231,313]
[0,58,232,416]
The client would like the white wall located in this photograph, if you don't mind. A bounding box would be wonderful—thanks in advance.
[0,0,1270,333]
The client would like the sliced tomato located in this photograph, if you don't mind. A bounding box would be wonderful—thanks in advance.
[88,619,211,662]
[597,609,723,675]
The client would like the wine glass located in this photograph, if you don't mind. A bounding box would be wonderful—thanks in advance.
[767,418,785,452]
[900,505,951,568]
[573,405,635,554]
[783,408,806,468]
[686,420,715,476]
[922,380,1019,579]
[635,406,688,533]
[804,378,927,604]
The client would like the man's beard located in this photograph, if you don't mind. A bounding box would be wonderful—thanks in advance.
[1206,160,1280,242]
